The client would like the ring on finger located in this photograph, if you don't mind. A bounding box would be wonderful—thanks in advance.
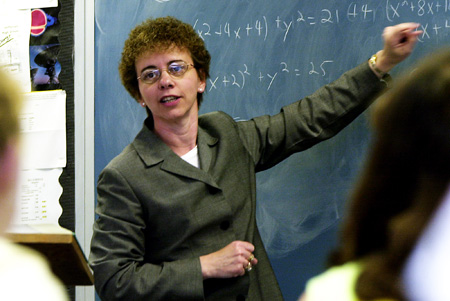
[244,261,252,272]
[248,254,255,262]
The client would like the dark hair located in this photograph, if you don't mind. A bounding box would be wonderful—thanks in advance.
[328,48,450,300]
[119,16,211,106]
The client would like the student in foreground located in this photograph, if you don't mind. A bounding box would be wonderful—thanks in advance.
[299,48,450,301]
[399,48,450,301]
[0,69,68,301]
[89,16,420,300]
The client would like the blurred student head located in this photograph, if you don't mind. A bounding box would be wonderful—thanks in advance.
[329,48,450,300]
[0,68,22,234]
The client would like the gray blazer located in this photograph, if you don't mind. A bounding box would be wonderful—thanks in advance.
[90,62,387,301]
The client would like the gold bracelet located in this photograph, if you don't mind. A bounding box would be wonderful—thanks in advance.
[369,54,387,77]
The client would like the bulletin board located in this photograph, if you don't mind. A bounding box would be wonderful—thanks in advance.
[1,0,75,298]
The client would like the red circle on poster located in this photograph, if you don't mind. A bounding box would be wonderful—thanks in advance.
[31,9,47,36]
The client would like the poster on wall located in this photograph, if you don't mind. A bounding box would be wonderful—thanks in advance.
[29,5,61,91]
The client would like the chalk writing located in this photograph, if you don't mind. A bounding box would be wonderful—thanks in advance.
[208,60,334,91]
[194,17,268,41]
[193,1,450,44]
[386,0,448,20]
[191,0,450,94]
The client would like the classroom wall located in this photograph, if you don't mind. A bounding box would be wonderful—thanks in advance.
[94,1,450,299]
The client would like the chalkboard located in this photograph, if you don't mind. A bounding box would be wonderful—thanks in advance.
[94,1,450,299]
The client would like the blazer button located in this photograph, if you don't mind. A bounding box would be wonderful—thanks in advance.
[220,220,230,231]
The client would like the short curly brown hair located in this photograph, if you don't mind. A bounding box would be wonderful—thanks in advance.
[119,16,211,107]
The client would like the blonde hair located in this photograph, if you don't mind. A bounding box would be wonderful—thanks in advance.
[0,68,22,155]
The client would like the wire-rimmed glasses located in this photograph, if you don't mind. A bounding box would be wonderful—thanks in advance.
[137,61,195,84]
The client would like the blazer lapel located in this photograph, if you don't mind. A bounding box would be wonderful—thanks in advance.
[132,122,220,188]
[197,126,218,172]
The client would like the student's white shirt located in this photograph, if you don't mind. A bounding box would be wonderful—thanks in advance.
[402,185,450,301]
[0,237,69,301]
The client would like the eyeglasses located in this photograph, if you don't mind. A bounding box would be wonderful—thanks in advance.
[137,61,195,84]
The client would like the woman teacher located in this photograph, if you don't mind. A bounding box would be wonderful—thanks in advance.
[89,17,420,300]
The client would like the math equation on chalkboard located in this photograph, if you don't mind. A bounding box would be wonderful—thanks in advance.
[191,0,450,92]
